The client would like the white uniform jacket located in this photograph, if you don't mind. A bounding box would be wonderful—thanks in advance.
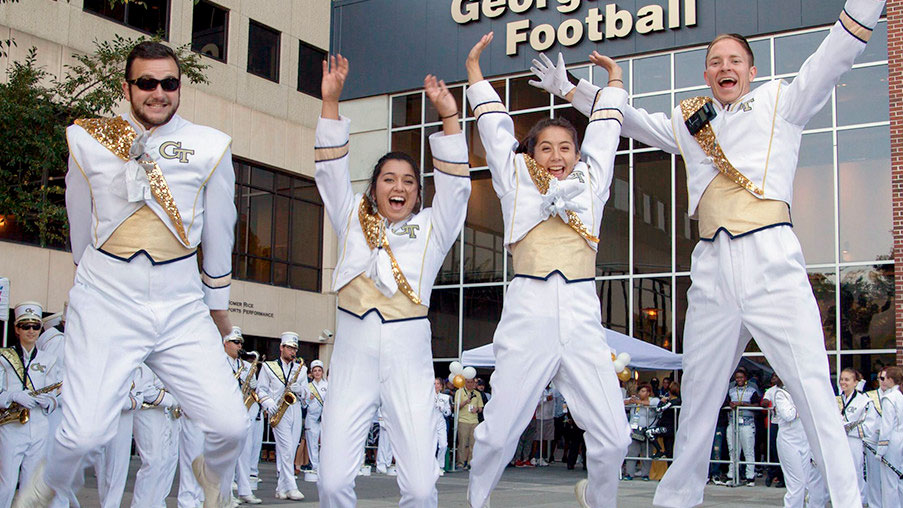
[36,327,65,364]
[0,345,61,414]
[877,388,903,459]
[839,390,878,440]
[765,386,806,444]
[65,111,236,309]
[314,116,471,315]
[256,360,308,412]
[571,0,884,221]
[434,391,452,419]
[303,379,327,425]
[465,80,625,272]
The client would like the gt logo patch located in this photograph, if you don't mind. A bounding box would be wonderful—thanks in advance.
[393,224,420,239]
[569,170,585,183]
[160,141,195,163]
[739,98,755,112]
[30,363,45,373]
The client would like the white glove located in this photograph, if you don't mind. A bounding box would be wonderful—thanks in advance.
[35,393,55,410]
[529,53,575,99]
[122,396,136,412]
[262,399,278,414]
[290,382,304,395]
[10,390,37,409]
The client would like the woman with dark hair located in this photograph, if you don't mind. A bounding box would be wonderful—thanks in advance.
[877,366,903,507]
[463,33,630,508]
[314,55,471,507]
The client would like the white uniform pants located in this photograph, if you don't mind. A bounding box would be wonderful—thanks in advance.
[777,426,827,508]
[305,419,322,471]
[376,422,394,469]
[866,441,883,508]
[848,436,866,505]
[467,276,631,508]
[652,227,861,508]
[132,408,179,507]
[249,413,263,478]
[318,312,439,508]
[880,445,903,508]
[46,401,78,508]
[178,416,204,508]
[726,422,756,481]
[272,403,302,494]
[94,412,134,508]
[47,248,248,503]
[233,409,255,497]
[435,417,448,469]
[0,411,50,507]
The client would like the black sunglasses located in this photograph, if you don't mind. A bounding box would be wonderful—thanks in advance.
[879,376,887,380]
[228,339,243,345]
[128,76,181,92]
[17,323,41,331]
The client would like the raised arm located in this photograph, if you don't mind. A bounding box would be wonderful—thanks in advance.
[579,54,626,201]
[779,0,886,126]
[314,54,356,234]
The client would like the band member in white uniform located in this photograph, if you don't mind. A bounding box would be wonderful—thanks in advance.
[530,0,885,505]
[1,303,61,507]
[876,366,903,507]
[838,368,878,505]
[15,42,248,508]
[132,363,181,508]
[223,327,263,505]
[764,376,827,508]
[315,55,471,508]
[303,359,327,482]
[865,368,890,508]
[433,378,452,473]
[465,34,630,508]
[94,369,142,508]
[256,332,307,501]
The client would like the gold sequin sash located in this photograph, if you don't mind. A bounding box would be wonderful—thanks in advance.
[75,117,191,246]
[522,155,599,244]
[679,97,764,196]
[0,348,34,391]
[358,200,422,305]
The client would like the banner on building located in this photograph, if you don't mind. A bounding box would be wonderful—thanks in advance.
[0,277,9,321]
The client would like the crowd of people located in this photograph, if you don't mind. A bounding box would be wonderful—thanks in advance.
[0,0,893,506]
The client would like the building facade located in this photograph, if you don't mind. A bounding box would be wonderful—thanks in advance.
[333,0,897,387]
[0,0,335,363]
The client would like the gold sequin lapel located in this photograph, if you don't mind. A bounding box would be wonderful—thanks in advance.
[75,117,191,247]
[679,97,764,196]
[522,155,600,244]
[358,200,422,305]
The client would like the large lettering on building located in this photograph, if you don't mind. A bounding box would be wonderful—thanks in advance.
[450,0,697,55]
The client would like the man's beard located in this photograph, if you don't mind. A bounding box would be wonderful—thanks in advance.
[132,99,178,128]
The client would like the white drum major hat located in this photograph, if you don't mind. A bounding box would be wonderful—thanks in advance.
[310,359,324,370]
[14,301,43,325]
[280,332,300,347]
[223,326,243,343]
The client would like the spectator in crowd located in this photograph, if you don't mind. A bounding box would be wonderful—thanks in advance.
[650,378,660,399]
[624,383,660,480]
[532,385,555,466]
[709,393,731,485]
[727,368,761,486]
[549,386,567,463]
[455,377,483,470]
[512,413,536,468]
[563,404,587,471]
[656,381,680,459]
[660,377,673,398]
[475,378,490,423]
[624,378,638,399]
[764,373,785,489]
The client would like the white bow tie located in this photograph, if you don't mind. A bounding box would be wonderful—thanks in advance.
[540,177,586,223]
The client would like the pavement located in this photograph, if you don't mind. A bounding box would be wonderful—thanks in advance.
[69,457,791,507]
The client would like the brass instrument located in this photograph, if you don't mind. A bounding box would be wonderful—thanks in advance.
[0,382,62,426]
[241,351,261,410]
[269,357,304,428]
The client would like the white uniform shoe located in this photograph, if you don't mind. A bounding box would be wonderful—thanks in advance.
[286,489,305,500]
[386,465,398,477]
[238,494,263,504]
[303,470,318,483]
[575,479,589,508]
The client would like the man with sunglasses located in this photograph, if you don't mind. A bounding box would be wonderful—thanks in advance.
[15,41,247,508]
[222,327,263,505]
[864,367,891,507]
[1,302,61,507]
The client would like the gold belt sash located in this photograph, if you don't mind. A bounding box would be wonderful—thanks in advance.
[697,173,790,240]
[338,275,428,321]
[101,206,196,262]
[522,155,599,244]
[679,97,764,197]
[511,218,595,280]
[75,117,191,246]
[358,200,421,305]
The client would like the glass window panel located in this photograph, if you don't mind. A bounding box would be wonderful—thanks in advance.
[294,178,322,204]
[462,285,503,352]
[749,39,771,77]
[674,157,698,272]
[597,155,629,276]
[83,0,125,21]
[247,192,273,258]
[836,65,888,126]
[633,277,672,349]
[809,269,838,351]
[236,185,249,252]
[250,166,273,190]
[275,174,291,196]
[191,0,228,62]
[465,120,487,168]
[429,288,461,359]
[247,257,271,283]
[234,160,248,184]
[792,132,835,264]
[674,89,709,110]
[510,75,549,111]
[247,20,280,82]
[511,111,549,142]
[424,176,462,286]
[775,30,827,75]
[857,21,887,64]
[674,276,690,354]
[291,200,321,267]
[838,126,891,262]
[633,93,671,115]
[273,262,288,286]
[392,93,422,128]
[273,195,290,260]
[804,92,833,130]
[598,278,629,336]
[674,49,706,89]
[840,264,894,350]
[391,128,422,163]
[423,124,441,171]
[298,41,327,99]
[842,352,896,391]
[633,151,672,274]
[232,254,245,280]
[632,54,670,94]
[593,60,629,92]
[289,265,319,291]
[425,86,463,123]
[464,172,504,283]
[126,0,169,36]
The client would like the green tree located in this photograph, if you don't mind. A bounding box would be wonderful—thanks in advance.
[0,35,208,247]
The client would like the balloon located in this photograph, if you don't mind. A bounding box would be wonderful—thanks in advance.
[617,369,631,382]
[449,361,464,375]
[448,374,455,383]
[617,352,631,365]
[453,374,466,388]
[613,359,625,372]
[463,366,477,380]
